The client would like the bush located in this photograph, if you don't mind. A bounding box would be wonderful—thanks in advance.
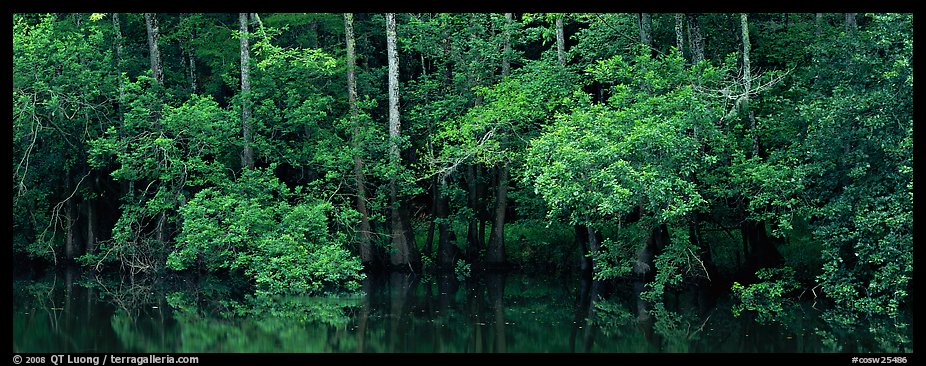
[731,266,799,322]
[167,168,364,296]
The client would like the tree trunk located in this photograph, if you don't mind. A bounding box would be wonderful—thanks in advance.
[845,13,858,72]
[675,13,685,57]
[586,226,601,270]
[387,13,401,163]
[501,13,512,76]
[437,176,456,269]
[740,13,759,158]
[487,13,512,267]
[845,13,857,36]
[466,164,482,258]
[743,220,783,272]
[688,212,717,281]
[815,13,823,38]
[239,13,254,169]
[65,170,78,261]
[488,164,508,266]
[113,13,124,105]
[555,15,566,66]
[638,13,653,53]
[686,13,705,64]
[575,224,591,274]
[85,174,98,254]
[425,177,436,259]
[344,13,373,266]
[144,13,162,84]
[180,13,197,94]
[633,224,659,281]
[386,13,420,271]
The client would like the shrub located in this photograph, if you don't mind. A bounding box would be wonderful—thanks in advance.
[167,168,364,296]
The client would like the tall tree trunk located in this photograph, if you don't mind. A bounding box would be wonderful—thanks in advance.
[575,224,591,274]
[675,13,685,57]
[845,13,857,35]
[845,13,858,72]
[85,174,98,254]
[180,13,197,94]
[815,13,823,38]
[113,13,124,105]
[741,13,758,158]
[638,13,653,53]
[239,13,254,169]
[308,20,319,49]
[586,226,601,272]
[65,170,79,261]
[686,13,705,64]
[488,165,508,265]
[387,13,401,164]
[555,15,566,66]
[436,176,455,269]
[487,13,512,267]
[144,13,162,84]
[466,165,482,258]
[501,13,512,77]
[386,13,420,271]
[425,179,437,259]
[344,13,373,266]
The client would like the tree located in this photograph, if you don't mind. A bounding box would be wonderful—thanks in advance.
[555,14,566,66]
[741,13,757,157]
[386,13,420,271]
[344,13,374,267]
[144,13,162,84]
[686,13,705,64]
[674,13,685,57]
[486,13,513,267]
[638,13,653,54]
[239,13,254,169]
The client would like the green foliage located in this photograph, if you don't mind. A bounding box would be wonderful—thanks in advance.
[641,238,704,302]
[83,90,237,272]
[526,48,721,228]
[11,12,914,321]
[168,168,364,296]
[454,259,471,281]
[795,13,912,317]
[731,266,799,323]
[13,13,118,261]
[591,226,644,281]
[526,48,725,300]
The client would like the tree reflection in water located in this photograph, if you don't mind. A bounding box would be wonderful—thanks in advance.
[13,270,912,353]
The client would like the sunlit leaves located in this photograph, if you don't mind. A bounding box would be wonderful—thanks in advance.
[526,49,717,228]
[169,168,364,296]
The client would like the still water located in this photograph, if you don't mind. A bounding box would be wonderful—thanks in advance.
[13,268,911,353]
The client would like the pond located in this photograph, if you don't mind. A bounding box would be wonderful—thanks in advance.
[12,268,912,354]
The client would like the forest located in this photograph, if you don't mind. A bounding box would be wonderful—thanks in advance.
[13,12,911,329]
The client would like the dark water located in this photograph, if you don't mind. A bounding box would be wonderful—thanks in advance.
[13,268,912,353]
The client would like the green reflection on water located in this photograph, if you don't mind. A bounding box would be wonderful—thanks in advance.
[13,269,911,353]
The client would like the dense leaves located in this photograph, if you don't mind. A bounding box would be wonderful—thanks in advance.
[168,168,363,296]
[13,13,912,318]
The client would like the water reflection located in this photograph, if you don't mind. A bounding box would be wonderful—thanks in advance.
[13,269,911,353]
